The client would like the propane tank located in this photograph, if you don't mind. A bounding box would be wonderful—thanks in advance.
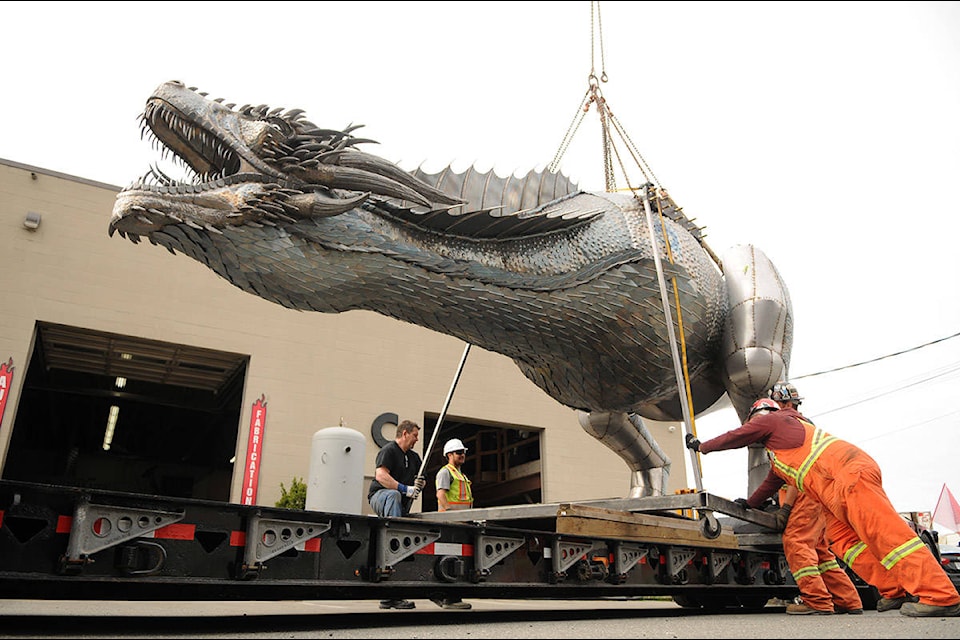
[306,426,367,514]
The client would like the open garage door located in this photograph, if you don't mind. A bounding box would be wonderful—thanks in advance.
[2,322,248,501]
[420,416,542,511]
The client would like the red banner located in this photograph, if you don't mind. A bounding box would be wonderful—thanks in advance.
[241,395,267,506]
[0,358,13,429]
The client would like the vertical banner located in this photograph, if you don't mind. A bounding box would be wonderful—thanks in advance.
[242,395,267,506]
[0,358,13,429]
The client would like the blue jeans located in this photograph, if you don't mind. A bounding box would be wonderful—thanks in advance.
[369,489,404,517]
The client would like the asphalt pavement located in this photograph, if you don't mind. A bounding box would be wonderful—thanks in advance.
[2,598,958,639]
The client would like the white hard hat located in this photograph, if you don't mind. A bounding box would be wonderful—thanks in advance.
[443,438,467,456]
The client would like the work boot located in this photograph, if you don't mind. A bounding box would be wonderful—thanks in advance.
[786,602,833,615]
[834,606,864,614]
[379,599,416,610]
[431,597,472,610]
[877,595,919,612]
[899,602,960,617]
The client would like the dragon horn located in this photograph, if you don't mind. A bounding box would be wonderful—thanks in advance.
[284,191,371,218]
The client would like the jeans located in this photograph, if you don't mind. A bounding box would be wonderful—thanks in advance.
[369,489,404,517]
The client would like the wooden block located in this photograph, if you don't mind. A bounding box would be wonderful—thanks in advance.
[554,503,740,550]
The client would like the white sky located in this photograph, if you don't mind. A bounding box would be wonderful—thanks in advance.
[3,1,959,518]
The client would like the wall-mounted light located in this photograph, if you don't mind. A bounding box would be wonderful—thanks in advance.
[102,405,120,451]
[114,376,127,389]
[23,211,41,230]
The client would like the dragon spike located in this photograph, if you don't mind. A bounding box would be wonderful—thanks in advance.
[336,150,464,206]
[307,164,433,207]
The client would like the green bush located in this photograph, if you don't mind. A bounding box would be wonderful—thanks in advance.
[276,476,307,509]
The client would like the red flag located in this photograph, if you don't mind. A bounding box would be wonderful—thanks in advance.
[933,483,960,533]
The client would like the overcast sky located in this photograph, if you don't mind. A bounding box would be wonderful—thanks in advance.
[3,1,959,521]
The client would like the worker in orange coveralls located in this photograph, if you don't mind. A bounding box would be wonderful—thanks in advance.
[777,483,863,615]
[747,396,863,615]
[686,382,960,617]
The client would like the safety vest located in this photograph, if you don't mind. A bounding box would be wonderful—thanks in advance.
[766,418,839,493]
[442,463,473,509]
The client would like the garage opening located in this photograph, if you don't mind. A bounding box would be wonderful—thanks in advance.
[420,415,542,511]
[2,322,248,501]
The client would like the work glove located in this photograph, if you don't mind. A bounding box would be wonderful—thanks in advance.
[399,483,419,498]
[414,475,426,491]
[774,503,792,531]
[684,433,701,452]
[733,498,751,510]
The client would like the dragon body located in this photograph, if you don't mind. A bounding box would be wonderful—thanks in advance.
[110,81,793,496]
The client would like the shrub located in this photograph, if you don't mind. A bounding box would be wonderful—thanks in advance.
[276,476,307,509]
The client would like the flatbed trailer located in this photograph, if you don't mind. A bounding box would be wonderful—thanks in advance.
[0,479,802,609]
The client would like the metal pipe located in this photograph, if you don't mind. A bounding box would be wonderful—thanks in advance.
[639,187,702,491]
[417,343,472,478]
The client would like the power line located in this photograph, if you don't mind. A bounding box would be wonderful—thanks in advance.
[792,330,960,380]
[809,361,960,418]
[855,409,960,444]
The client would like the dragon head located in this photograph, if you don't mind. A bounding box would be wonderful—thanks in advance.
[110,80,462,240]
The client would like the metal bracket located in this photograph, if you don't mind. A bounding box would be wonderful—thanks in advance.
[738,553,764,584]
[242,515,331,575]
[666,546,698,577]
[551,538,606,577]
[474,534,525,576]
[706,550,733,582]
[776,555,791,583]
[374,523,441,580]
[612,541,649,577]
[60,499,184,573]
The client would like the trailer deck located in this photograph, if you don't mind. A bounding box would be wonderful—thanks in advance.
[0,479,797,608]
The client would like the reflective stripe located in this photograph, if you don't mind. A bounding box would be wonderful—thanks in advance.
[770,455,799,487]
[795,424,838,491]
[843,541,868,567]
[818,559,841,573]
[881,536,926,570]
[767,422,837,491]
[443,464,472,506]
[793,558,842,581]
[793,564,821,580]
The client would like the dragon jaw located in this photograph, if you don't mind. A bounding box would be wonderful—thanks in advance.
[109,80,462,240]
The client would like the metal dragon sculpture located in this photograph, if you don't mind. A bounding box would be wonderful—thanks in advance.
[110,81,793,497]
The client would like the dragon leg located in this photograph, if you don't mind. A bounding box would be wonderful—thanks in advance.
[577,411,671,497]
[720,244,794,496]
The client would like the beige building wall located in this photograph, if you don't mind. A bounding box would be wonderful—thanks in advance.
[0,159,689,512]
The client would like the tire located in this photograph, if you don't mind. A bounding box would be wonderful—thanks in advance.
[672,594,703,609]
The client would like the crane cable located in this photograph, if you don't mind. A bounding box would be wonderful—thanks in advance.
[548,1,703,486]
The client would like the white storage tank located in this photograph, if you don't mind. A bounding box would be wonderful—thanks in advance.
[306,426,367,514]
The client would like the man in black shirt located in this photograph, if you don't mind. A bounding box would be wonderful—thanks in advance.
[367,419,426,610]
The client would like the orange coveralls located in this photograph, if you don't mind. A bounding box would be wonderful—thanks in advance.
[778,485,862,612]
[770,420,959,608]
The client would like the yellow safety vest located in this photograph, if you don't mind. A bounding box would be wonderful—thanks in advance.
[442,463,473,509]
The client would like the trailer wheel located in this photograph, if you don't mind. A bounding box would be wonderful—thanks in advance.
[672,594,703,609]
[736,593,771,610]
